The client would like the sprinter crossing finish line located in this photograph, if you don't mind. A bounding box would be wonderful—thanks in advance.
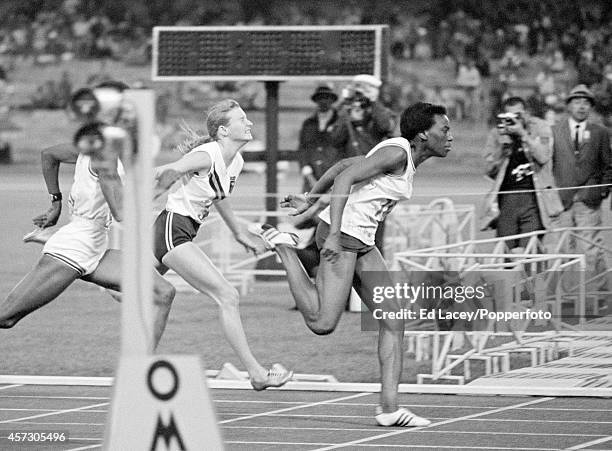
[106,24,389,449]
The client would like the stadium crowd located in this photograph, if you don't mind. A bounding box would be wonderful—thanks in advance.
[0,1,609,124]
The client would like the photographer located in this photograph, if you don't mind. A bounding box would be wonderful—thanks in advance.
[480,96,563,251]
[330,74,397,255]
[331,74,397,158]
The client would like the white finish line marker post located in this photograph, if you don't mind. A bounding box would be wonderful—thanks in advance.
[103,89,223,450]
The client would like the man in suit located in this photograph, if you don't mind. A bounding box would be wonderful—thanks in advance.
[297,84,340,193]
[551,84,612,298]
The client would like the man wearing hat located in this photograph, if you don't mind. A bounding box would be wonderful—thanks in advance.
[293,84,341,282]
[297,84,340,193]
[551,84,612,297]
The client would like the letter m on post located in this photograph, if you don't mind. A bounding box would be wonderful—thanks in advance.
[150,413,186,451]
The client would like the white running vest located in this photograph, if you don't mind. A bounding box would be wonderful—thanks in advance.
[165,141,244,224]
[319,137,415,245]
[67,153,125,228]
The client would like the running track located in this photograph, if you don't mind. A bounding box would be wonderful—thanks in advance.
[1,384,611,450]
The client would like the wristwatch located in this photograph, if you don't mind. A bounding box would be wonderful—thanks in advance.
[50,193,62,203]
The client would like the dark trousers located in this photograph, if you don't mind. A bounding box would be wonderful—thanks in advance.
[497,192,543,249]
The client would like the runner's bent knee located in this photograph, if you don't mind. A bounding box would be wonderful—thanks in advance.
[154,280,175,307]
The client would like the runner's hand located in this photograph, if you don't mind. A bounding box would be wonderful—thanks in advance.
[235,232,265,255]
[32,202,61,228]
[321,232,342,263]
[280,193,311,215]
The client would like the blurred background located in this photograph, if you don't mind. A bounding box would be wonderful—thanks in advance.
[0,0,610,168]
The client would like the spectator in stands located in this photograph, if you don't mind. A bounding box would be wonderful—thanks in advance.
[402,77,427,110]
[488,76,512,126]
[525,89,547,119]
[480,96,563,252]
[297,84,340,193]
[576,49,603,88]
[413,27,432,60]
[57,71,72,109]
[499,45,522,82]
[547,48,567,74]
[455,58,482,121]
[432,20,452,59]
[551,85,612,293]
[593,64,612,127]
[536,64,556,98]
[403,20,420,60]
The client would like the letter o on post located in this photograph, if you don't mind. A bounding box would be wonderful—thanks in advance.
[147,360,179,401]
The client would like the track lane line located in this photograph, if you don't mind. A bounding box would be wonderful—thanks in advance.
[225,441,558,450]
[65,445,101,451]
[0,402,108,424]
[312,396,554,450]
[0,395,108,400]
[221,425,607,438]
[0,385,22,391]
[214,399,612,413]
[565,435,612,450]
[218,392,371,424]
[14,421,105,426]
[216,413,612,424]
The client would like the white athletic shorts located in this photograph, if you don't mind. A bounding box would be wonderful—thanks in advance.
[43,217,109,276]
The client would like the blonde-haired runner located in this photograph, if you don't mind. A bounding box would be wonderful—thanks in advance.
[154,99,292,390]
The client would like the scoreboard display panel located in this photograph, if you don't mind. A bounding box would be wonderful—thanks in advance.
[152,25,389,81]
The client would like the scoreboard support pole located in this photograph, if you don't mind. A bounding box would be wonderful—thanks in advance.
[264,81,280,226]
[255,81,284,277]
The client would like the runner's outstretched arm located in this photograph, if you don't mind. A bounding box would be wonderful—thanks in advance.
[33,143,79,228]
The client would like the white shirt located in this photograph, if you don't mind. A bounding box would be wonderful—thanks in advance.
[68,153,125,228]
[317,110,334,131]
[318,137,415,245]
[166,141,243,224]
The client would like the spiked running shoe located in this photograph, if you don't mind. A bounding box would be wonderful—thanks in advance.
[23,227,55,245]
[248,223,299,250]
[375,407,431,427]
[250,363,293,391]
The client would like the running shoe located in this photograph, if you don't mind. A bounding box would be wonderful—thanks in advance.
[375,406,431,427]
[250,363,293,391]
[248,223,299,250]
[22,227,55,245]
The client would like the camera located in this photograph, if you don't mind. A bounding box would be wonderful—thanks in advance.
[341,87,372,110]
[497,112,519,126]
[496,112,521,134]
